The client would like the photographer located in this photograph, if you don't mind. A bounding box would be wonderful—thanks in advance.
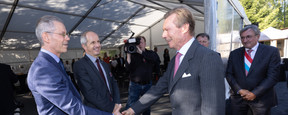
[124,36,160,115]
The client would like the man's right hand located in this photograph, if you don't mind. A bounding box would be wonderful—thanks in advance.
[122,108,135,115]
[112,104,122,115]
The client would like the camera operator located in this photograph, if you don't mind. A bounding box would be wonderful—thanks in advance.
[124,36,160,115]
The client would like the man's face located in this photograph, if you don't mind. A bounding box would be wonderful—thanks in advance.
[197,36,209,47]
[240,29,259,49]
[46,21,70,56]
[162,14,184,50]
[137,37,146,51]
[82,32,101,57]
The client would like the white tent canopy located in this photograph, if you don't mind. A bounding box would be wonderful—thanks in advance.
[0,0,205,50]
[0,0,250,74]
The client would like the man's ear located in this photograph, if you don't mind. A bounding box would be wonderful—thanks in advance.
[181,23,189,34]
[42,32,50,43]
[81,44,87,50]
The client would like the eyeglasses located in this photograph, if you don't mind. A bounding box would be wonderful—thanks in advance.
[46,32,70,38]
[240,35,257,40]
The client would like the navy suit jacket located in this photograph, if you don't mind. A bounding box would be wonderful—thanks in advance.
[73,55,120,112]
[27,51,111,115]
[132,40,226,115]
[226,43,280,107]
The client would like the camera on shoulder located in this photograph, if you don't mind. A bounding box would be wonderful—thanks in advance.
[124,31,141,53]
[124,37,141,53]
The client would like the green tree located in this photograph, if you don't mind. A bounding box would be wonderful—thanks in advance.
[240,0,288,30]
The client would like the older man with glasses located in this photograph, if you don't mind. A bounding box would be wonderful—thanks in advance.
[27,15,121,115]
[226,25,281,115]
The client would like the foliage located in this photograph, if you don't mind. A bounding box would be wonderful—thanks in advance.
[239,0,288,30]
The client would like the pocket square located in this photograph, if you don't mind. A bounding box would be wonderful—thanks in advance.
[182,73,191,78]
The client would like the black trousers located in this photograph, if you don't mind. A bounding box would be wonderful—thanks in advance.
[230,95,271,115]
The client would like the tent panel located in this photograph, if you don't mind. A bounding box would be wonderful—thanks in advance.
[1,32,39,49]
[104,24,148,48]
[7,7,81,32]
[128,0,167,10]
[129,7,165,26]
[0,4,11,31]
[73,18,121,37]
[18,0,98,15]
[88,0,142,22]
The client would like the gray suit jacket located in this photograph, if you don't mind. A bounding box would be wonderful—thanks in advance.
[73,55,120,112]
[132,40,225,115]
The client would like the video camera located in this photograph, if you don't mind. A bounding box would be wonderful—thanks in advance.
[124,32,141,53]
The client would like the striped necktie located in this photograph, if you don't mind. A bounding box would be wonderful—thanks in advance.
[244,49,253,76]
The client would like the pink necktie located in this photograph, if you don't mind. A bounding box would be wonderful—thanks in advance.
[174,52,182,77]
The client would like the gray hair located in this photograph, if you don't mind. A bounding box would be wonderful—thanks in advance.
[164,7,195,36]
[80,31,94,45]
[35,15,63,45]
[240,25,261,36]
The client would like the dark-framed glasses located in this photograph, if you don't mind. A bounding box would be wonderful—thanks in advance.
[46,32,70,38]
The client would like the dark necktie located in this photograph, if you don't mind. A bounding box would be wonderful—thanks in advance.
[59,61,65,72]
[96,59,113,101]
[96,59,107,85]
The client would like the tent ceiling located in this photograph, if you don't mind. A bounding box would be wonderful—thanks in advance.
[0,0,204,50]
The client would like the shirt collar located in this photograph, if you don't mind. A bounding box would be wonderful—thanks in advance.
[86,53,99,62]
[41,48,60,63]
[245,42,259,52]
[177,37,195,55]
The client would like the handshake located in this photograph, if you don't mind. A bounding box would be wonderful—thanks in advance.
[113,104,135,115]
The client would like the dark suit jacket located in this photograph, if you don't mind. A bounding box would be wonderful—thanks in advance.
[226,43,280,107]
[131,40,226,115]
[73,55,120,112]
[0,63,18,114]
[27,51,111,115]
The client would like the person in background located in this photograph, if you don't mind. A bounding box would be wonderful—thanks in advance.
[103,52,110,64]
[122,7,225,115]
[163,48,170,71]
[195,33,210,47]
[226,24,280,115]
[153,47,161,84]
[196,32,231,115]
[64,60,72,74]
[124,36,160,115]
[73,31,121,113]
[27,15,121,115]
[0,63,18,115]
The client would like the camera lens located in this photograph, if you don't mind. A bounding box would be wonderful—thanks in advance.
[128,46,135,52]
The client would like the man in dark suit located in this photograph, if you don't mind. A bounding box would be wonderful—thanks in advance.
[0,63,18,114]
[226,25,280,115]
[73,31,121,113]
[122,7,225,115]
[27,15,120,115]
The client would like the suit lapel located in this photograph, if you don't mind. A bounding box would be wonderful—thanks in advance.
[39,52,81,98]
[248,44,264,75]
[39,52,66,75]
[238,48,246,77]
[84,56,110,91]
[169,40,197,92]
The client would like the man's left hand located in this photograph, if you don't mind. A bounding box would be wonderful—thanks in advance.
[136,46,142,54]
[242,91,256,101]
